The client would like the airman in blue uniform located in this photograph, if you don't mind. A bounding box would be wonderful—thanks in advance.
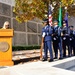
[73,30,75,56]
[42,19,54,62]
[69,26,75,56]
[62,22,71,57]
[52,20,63,59]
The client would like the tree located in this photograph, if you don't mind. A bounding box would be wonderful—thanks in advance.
[13,0,74,22]
[52,0,74,19]
[13,0,48,22]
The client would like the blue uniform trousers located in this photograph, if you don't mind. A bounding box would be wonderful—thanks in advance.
[58,37,63,58]
[44,40,53,60]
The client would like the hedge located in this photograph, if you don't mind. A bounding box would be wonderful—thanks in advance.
[12,45,41,51]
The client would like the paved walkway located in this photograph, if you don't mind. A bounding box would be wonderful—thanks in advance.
[12,49,40,64]
[12,49,71,65]
[12,49,69,61]
[12,49,40,60]
[0,57,75,75]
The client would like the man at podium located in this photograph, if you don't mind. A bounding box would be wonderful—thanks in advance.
[0,21,14,66]
[2,21,9,29]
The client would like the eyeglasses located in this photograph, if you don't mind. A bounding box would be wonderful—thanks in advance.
[5,25,9,26]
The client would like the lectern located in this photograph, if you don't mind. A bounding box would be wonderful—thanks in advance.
[0,29,14,66]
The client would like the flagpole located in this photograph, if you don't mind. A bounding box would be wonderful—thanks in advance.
[65,7,67,13]
[58,2,62,27]
[64,6,68,27]
[48,1,53,26]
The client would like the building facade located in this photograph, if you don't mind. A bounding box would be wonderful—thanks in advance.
[0,0,42,46]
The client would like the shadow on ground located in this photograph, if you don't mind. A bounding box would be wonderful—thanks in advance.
[13,56,40,65]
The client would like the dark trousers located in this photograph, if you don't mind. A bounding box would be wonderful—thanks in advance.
[70,40,75,56]
[62,36,71,57]
[53,37,63,58]
[53,40,58,58]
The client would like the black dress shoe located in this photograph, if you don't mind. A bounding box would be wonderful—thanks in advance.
[59,57,63,60]
[63,55,66,58]
[42,59,47,61]
[48,59,54,62]
[54,57,57,59]
[63,56,66,58]
[68,55,71,57]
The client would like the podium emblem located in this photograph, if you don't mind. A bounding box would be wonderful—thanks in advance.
[0,42,9,52]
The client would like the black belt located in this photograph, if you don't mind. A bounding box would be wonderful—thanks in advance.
[45,34,52,36]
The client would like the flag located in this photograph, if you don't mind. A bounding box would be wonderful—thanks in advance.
[58,4,62,27]
[48,4,53,26]
[64,12,68,27]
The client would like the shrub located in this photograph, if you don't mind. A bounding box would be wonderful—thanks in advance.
[12,45,41,51]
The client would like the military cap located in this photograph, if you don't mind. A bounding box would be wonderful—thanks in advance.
[42,19,48,23]
[69,26,74,28]
[53,20,58,23]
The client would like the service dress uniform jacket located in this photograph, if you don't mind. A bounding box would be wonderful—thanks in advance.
[42,25,53,60]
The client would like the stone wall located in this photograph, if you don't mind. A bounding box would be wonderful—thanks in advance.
[0,0,75,46]
[68,16,75,29]
[0,1,42,46]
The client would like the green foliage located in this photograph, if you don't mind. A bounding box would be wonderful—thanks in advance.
[13,0,74,22]
[52,0,74,19]
[12,45,41,51]
[13,0,48,22]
